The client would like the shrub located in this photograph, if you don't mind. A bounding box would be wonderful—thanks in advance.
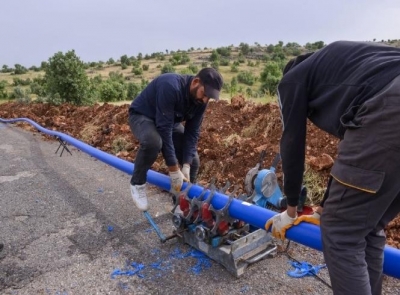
[230,65,239,73]
[98,80,126,102]
[220,59,230,66]
[210,61,219,71]
[14,64,28,75]
[161,63,175,74]
[127,82,141,100]
[237,71,256,86]
[132,67,143,75]
[216,47,231,57]
[0,80,8,99]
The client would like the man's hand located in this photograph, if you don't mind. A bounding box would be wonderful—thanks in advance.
[181,164,190,181]
[169,169,188,192]
[265,210,297,240]
[293,211,321,226]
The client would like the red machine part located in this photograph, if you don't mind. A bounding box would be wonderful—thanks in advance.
[280,205,314,216]
[179,192,246,236]
[201,203,230,236]
[179,193,199,221]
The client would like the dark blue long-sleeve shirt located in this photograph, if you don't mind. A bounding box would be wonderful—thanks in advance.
[129,73,207,167]
[278,41,400,206]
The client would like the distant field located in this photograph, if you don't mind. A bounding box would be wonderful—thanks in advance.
[0,46,276,103]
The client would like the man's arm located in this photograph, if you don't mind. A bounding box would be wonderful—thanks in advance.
[182,104,207,165]
[278,81,309,214]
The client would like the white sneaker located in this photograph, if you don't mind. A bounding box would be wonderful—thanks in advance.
[130,184,149,211]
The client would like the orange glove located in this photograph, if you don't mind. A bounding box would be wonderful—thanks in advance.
[293,211,320,226]
[265,210,297,240]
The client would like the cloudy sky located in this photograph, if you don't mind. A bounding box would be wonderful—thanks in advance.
[2,0,400,67]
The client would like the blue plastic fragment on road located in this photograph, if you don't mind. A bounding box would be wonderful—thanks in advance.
[170,247,212,275]
[107,225,114,232]
[111,247,212,279]
[240,285,250,293]
[150,260,172,271]
[111,263,145,279]
[287,261,326,278]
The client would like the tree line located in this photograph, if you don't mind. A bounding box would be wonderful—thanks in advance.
[4,40,395,105]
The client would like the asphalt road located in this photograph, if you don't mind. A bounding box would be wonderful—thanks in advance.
[1,123,399,295]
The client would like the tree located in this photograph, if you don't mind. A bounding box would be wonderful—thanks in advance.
[45,50,92,105]
[2,65,11,73]
[259,61,282,95]
[216,47,231,57]
[230,77,238,96]
[239,42,250,55]
[0,80,8,99]
[305,41,325,51]
[14,64,28,75]
[120,54,131,66]
[40,61,48,71]
[209,50,220,62]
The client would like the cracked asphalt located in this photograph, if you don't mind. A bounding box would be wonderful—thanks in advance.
[1,122,399,295]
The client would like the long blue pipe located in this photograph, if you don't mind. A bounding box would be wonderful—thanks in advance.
[1,117,399,279]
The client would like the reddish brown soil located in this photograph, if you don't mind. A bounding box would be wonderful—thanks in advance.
[0,97,399,248]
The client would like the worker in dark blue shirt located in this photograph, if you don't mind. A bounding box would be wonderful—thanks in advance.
[128,68,223,211]
[265,41,400,295]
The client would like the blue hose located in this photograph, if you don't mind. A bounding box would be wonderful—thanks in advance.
[1,117,399,279]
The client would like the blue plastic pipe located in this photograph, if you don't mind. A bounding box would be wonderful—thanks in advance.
[1,117,399,279]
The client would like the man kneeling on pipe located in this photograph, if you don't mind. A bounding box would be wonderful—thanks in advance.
[128,68,223,211]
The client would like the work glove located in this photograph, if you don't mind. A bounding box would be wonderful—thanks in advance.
[293,211,320,226]
[181,164,190,182]
[265,210,297,240]
[169,169,188,193]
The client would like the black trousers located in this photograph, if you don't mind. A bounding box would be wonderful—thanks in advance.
[128,113,200,185]
[321,75,400,295]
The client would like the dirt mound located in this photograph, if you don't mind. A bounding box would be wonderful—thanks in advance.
[1,99,399,248]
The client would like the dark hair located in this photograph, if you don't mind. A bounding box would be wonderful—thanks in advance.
[283,52,314,75]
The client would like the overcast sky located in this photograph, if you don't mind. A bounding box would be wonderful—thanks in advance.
[2,0,400,67]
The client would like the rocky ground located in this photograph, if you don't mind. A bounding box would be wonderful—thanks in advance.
[0,97,399,248]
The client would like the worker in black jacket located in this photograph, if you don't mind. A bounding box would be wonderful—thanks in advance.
[265,41,400,295]
[128,68,223,212]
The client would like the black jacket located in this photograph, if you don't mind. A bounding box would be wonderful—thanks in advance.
[129,73,207,167]
[278,41,400,206]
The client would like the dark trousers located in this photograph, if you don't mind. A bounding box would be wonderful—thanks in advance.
[128,113,200,185]
[321,75,400,295]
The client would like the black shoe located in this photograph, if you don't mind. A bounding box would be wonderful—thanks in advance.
[0,243,3,252]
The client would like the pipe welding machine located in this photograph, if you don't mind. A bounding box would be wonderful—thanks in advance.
[163,151,312,277]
